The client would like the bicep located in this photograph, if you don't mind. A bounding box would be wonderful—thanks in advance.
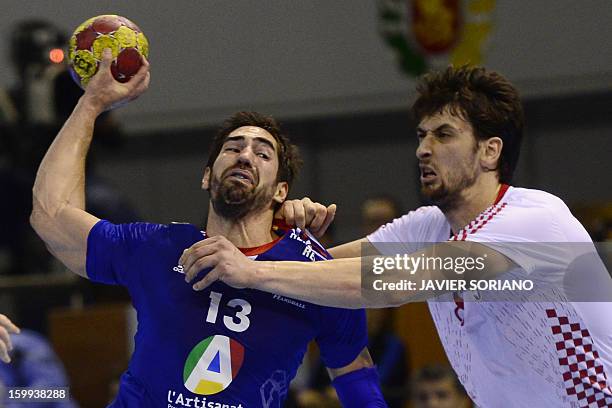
[327,347,373,380]
[31,206,99,278]
[329,238,374,259]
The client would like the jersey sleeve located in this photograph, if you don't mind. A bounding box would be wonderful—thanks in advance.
[461,195,593,279]
[367,206,449,255]
[316,307,368,369]
[86,220,165,287]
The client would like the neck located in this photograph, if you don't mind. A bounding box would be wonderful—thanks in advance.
[444,174,503,234]
[205,204,276,248]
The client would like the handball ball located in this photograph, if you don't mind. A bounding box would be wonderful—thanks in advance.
[68,15,149,89]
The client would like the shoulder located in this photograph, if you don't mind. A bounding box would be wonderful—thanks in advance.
[505,187,569,211]
[465,187,590,242]
[368,205,449,243]
[89,220,171,249]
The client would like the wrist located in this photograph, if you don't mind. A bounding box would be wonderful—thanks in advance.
[77,95,105,117]
[250,261,273,291]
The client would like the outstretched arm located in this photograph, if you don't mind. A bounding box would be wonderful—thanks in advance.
[30,49,150,277]
[180,236,514,308]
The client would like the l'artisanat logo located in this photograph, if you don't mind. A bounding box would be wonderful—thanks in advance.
[378,0,496,76]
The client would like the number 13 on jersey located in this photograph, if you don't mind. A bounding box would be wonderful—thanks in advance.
[206,291,252,332]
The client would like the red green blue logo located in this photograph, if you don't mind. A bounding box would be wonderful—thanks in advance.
[183,335,245,395]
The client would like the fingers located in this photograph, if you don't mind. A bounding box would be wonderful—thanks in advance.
[99,48,113,71]
[0,314,17,363]
[0,338,9,363]
[279,201,295,224]
[180,237,222,283]
[0,314,20,334]
[128,71,150,102]
[312,204,337,238]
[0,326,11,362]
[309,203,329,232]
[131,56,150,84]
[192,267,219,291]
[292,199,307,230]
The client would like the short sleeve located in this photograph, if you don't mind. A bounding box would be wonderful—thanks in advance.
[316,308,368,369]
[462,205,576,276]
[367,206,450,255]
[86,220,165,287]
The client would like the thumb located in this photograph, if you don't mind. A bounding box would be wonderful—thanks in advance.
[99,48,113,71]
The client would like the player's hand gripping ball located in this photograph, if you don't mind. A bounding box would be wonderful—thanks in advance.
[68,15,149,89]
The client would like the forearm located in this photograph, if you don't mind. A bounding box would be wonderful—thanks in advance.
[332,367,388,408]
[31,97,100,218]
[249,242,514,308]
[252,257,401,309]
[328,238,368,259]
[30,97,102,276]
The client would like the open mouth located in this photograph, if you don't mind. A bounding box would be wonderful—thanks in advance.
[225,168,255,185]
[420,165,437,183]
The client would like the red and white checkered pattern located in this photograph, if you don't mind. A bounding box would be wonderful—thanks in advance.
[450,202,507,241]
[547,309,612,407]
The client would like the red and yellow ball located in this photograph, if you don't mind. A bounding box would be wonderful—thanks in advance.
[68,15,149,89]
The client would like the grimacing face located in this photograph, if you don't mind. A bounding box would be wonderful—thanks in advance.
[415,108,482,211]
[202,126,288,220]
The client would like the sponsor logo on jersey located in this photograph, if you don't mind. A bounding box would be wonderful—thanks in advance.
[183,335,244,395]
[272,294,306,310]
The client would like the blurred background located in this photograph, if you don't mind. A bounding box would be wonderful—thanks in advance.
[0,1,610,407]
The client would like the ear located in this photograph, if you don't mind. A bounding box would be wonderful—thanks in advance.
[272,181,289,205]
[480,137,503,172]
[202,167,211,191]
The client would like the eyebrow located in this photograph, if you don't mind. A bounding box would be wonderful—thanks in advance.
[416,124,459,135]
[224,135,276,151]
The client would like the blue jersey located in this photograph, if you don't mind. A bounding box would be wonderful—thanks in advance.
[86,221,367,408]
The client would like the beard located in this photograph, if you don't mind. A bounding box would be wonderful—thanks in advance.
[421,173,477,212]
[209,169,276,220]
[421,155,479,212]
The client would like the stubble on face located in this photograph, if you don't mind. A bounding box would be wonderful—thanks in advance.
[419,119,481,212]
[209,165,276,220]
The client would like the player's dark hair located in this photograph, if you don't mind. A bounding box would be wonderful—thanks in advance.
[412,65,524,184]
[413,364,466,396]
[207,111,302,186]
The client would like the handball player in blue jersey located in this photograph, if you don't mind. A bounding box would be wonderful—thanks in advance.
[30,49,387,408]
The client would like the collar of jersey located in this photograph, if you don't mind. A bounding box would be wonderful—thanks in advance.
[449,184,511,240]
[494,183,510,205]
[239,235,283,256]
[201,221,289,256]
[202,228,285,256]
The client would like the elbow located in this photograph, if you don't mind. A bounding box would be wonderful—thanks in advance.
[30,196,56,238]
[29,209,48,239]
[30,188,59,234]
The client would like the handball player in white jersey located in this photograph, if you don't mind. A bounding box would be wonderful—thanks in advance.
[181,66,612,407]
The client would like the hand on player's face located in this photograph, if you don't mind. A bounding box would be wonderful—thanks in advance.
[82,48,150,114]
[0,314,20,363]
[275,198,336,238]
[179,236,255,291]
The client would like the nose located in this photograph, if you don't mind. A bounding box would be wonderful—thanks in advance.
[237,146,255,166]
[416,134,433,160]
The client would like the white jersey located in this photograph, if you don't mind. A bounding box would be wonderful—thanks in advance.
[368,186,612,408]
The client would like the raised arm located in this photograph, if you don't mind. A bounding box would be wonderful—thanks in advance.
[30,49,150,277]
